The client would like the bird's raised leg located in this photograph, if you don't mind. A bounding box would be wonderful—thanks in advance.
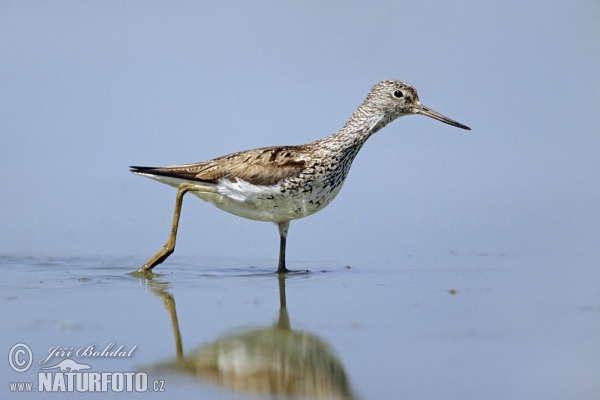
[277,221,290,273]
[137,182,216,273]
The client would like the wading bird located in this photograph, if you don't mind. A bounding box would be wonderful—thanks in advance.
[131,80,470,273]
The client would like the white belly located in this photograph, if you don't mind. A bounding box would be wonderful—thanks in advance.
[196,178,343,222]
[139,173,343,223]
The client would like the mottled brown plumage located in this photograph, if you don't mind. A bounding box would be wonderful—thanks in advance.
[132,145,308,186]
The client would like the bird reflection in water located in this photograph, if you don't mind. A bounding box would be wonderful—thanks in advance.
[148,274,357,400]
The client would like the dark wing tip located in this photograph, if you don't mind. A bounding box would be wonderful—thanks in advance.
[129,166,156,173]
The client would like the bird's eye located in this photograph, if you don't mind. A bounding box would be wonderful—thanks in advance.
[393,90,403,98]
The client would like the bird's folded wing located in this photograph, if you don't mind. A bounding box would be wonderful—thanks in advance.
[131,145,308,187]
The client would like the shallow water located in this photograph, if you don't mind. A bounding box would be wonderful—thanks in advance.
[2,254,599,399]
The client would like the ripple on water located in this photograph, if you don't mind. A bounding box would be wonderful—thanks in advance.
[0,254,349,293]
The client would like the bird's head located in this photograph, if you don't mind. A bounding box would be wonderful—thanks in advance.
[367,80,470,130]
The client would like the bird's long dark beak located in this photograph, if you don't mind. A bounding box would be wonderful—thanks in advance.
[414,103,471,130]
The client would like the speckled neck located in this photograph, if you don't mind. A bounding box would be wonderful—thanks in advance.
[317,99,396,159]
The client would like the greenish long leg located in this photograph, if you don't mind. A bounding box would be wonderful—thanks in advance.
[137,183,216,273]
[277,221,290,273]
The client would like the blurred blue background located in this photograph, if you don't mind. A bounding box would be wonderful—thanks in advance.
[1,1,599,266]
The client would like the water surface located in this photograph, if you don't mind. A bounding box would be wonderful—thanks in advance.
[2,254,599,399]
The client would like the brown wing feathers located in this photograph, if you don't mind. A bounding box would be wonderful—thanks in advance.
[130,146,307,186]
